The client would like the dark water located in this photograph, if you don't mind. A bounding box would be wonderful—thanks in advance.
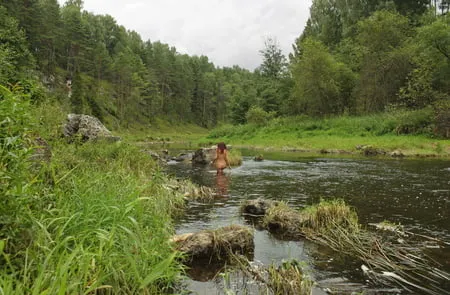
[164,149,450,294]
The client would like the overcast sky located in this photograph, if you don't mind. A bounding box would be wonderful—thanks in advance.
[58,0,312,70]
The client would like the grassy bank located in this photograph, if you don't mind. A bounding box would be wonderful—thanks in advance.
[200,111,450,157]
[117,117,208,144]
[1,89,187,293]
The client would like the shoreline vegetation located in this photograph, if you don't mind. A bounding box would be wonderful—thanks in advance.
[195,113,450,159]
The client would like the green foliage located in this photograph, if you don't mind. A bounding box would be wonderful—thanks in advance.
[290,38,356,116]
[400,15,450,108]
[245,106,274,127]
[354,10,413,113]
[0,137,186,293]
[391,107,434,135]
[258,37,288,79]
[433,99,450,138]
[0,85,34,252]
[0,6,35,84]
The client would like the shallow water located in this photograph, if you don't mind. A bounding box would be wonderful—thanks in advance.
[163,149,450,294]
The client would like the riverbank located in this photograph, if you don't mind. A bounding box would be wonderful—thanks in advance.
[197,114,450,158]
[1,92,190,293]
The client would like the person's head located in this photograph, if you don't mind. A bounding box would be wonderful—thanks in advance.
[217,142,227,153]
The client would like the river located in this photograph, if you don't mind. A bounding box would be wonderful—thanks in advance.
[163,148,450,294]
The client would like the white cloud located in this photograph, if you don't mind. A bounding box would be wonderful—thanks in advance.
[58,0,312,70]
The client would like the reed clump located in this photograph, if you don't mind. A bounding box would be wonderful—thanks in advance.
[228,148,243,166]
[223,254,313,295]
[164,178,215,202]
[300,199,360,233]
[266,260,313,295]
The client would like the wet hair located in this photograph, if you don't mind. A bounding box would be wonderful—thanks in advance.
[217,142,227,153]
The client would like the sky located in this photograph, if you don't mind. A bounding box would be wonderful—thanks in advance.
[58,0,312,70]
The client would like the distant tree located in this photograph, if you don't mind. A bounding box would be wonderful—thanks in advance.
[258,37,287,79]
[309,0,343,46]
[290,38,355,116]
[0,6,35,84]
[399,15,450,107]
[354,10,413,113]
[35,0,62,77]
[391,0,429,16]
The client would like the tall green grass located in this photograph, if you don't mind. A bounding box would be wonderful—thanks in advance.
[1,87,186,294]
[203,110,449,156]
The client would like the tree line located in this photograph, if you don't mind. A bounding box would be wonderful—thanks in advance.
[0,0,448,130]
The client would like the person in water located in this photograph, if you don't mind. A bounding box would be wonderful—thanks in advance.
[212,142,231,175]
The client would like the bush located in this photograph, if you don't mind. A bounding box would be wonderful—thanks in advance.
[245,106,274,127]
[394,107,434,135]
[433,100,450,138]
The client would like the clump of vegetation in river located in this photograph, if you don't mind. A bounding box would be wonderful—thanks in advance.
[258,198,449,295]
[164,177,215,202]
[228,148,243,166]
[263,202,307,239]
[266,260,313,295]
[220,255,313,295]
[0,87,185,293]
[172,225,254,265]
[300,199,360,233]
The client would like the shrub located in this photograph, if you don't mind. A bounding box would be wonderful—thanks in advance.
[245,106,274,127]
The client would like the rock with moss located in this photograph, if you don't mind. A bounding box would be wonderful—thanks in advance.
[241,198,278,216]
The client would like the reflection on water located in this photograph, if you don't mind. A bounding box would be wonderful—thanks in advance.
[215,173,230,197]
[164,152,450,294]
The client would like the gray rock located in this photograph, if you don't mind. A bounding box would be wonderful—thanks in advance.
[63,114,120,142]
[192,148,215,164]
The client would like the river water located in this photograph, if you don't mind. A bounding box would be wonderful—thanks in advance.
[163,148,450,294]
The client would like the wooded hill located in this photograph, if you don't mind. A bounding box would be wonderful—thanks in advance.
[0,0,449,135]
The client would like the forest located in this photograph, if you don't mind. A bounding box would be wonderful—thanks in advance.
[0,0,449,135]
